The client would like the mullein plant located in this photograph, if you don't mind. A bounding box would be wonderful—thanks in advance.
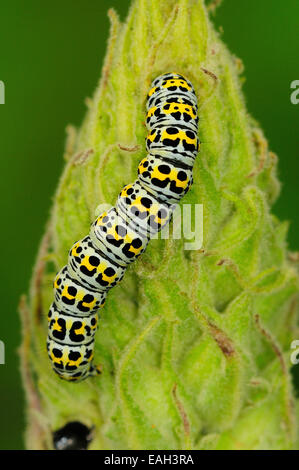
[20,0,299,450]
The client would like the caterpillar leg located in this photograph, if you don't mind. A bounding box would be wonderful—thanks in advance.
[60,363,102,382]
[89,363,103,377]
[52,364,102,383]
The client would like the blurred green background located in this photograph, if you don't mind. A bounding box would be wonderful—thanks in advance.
[0,0,298,449]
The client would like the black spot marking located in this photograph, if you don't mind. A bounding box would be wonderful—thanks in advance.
[167,127,179,135]
[158,164,171,175]
[53,348,63,358]
[89,256,99,267]
[68,286,77,296]
[140,197,152,209]
[69,351,81,361]
[69,321,85,343]
[177,171,187,181]
[132,238,142,249]
[186,130,195,139]
[104,267,115,277]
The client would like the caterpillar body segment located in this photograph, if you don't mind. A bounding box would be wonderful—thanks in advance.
[47,72,199,382]
[146,73,197,110]
[68,236,126,292]
[146,99,198,132]
[116,180,174,236]
[48,303,98,345]
[138,155,194,204]
[90,207,150,267]
[145,124,199,166]
[47,337,99,382]
[53,266,107,316]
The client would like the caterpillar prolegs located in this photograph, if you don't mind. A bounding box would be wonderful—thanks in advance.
[47,73,200,382]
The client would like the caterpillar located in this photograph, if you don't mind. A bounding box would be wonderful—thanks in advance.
[47,72,199,382]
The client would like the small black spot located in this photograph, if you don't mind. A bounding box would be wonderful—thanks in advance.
[89,256,100,267]
[53,422,92,450]
[68,286,77,296]
[132,238,142,249]
[68,351,81,361]
[104,267,115,277]
[177,171,187,181]
[83,294,94,303]
[186,130,195,139]
[53,348,63,358]
[53,362,64,370]
[167,127,179,135]
[158,164,171,175]
[154,132,160,143]
[84,349,93,359]
[141,197,152,209]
